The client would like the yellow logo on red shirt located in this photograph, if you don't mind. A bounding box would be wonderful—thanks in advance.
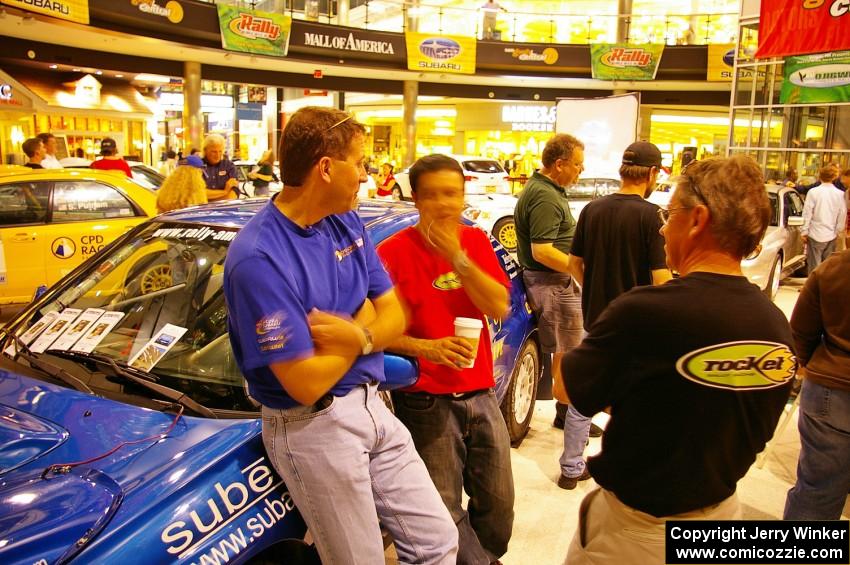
[432,271,463,290]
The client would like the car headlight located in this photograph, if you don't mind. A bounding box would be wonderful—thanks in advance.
[744,244,763,261]
[463,207,481,221]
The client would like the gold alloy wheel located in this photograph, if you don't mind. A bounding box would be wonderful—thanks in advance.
[497,221,517,251]
[140,264,173,294]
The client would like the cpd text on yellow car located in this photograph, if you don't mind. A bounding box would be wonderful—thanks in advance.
[0,166,158,305]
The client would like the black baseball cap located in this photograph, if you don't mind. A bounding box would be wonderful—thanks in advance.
[100,137,117,155]
[622,141,662,168]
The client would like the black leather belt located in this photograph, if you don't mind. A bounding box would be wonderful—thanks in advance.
[406,389,487,401]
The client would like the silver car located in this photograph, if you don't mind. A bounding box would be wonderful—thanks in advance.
[741,184,806,300]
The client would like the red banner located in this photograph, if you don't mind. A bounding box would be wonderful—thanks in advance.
[756,0,850,59]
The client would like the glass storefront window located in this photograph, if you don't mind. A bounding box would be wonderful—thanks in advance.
[738,23,759,62]
[731,108,752,147]
[754,64,771,106]
[735,67,755,107]
[751,108,769,148]
[770,64,785,106]
[767,109,784,148]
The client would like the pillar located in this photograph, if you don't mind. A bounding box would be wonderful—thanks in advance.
[337,0,349,27]
[403,80,418,167]
[183,61,203,153]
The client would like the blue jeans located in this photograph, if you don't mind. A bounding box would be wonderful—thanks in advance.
[261,384,458,564]
[393,389,515,565]
[806,237,836,274]
[784,379,850,520]
[560,403,591,478]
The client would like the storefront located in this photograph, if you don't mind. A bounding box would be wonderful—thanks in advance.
[0,68,155,165]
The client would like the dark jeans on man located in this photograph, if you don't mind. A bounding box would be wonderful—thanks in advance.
[393,389,515,565]
[807,237,836,274]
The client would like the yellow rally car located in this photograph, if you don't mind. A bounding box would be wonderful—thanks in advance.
[0,166,158,305]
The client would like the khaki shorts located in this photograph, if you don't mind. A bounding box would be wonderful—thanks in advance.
[522,270,583,354]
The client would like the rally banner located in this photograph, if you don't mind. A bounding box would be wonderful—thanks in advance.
[756,0,850,59]
[780,50,850,104]
[1,0,89,24]
[707,43,736,82]
[590,44,664,81]
[405,32,477,75]
[217,4,292,57]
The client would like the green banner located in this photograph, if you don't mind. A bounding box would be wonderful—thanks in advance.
[590,44,664,81]
[781,50,850,104]
[217,5,291,57]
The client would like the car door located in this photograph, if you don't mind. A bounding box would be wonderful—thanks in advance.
[0,181,50,304]
[43,179,146,286]
[783,190,806,267]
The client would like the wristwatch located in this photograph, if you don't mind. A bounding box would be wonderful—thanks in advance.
[452,251,472,276]
[360,326,374,355]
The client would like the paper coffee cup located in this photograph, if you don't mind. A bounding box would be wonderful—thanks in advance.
[454,317,484,369]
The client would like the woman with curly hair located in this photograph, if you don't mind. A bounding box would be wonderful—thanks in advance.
[156,155,208,213]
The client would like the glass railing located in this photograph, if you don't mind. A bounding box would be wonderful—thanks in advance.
[208,0,738,46]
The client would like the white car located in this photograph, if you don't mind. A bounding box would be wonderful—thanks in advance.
[395,155,511,199]
[463,193,520,252]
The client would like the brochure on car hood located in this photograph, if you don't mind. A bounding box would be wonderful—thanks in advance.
[3,311,60,357]
[72,311,126,354]
[128,323,188,372]
[29,309,83,354]
[49,308,106,352]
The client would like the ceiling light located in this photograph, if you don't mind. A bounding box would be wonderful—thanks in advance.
[72,68,81,72]
[133,74,171,83]
[115,74,124,78]
[95,70,103,75]
[49,64,58,69]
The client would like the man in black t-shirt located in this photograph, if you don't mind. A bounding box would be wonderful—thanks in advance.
[563,155,795,565]
[555,142,672,490]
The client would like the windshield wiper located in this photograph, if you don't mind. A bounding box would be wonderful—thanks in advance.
[49,350,216,419]
[0,331,94,394]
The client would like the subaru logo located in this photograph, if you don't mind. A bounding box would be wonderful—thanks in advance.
[723,48,735,67]
[419,38,461,60]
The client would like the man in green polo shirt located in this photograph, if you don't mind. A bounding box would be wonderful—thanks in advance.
[514,133,590,489]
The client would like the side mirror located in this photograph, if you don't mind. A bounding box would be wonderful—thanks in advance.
[787,215,804,227]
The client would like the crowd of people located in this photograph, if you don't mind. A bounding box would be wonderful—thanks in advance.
[216,105,845,565]
[15,108,848,563]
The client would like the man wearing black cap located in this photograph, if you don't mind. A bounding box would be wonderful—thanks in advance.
[554,141,671,489]
[90,137,133,178]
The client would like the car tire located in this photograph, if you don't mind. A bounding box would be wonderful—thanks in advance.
[765,254,782,301]
[500,338,539,447]
[492,217,517,253]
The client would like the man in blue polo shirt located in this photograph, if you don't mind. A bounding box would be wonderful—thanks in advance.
[201,133,239,201]
[224,106,457,564]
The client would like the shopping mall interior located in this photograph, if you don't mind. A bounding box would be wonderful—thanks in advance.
[0,0,849,563]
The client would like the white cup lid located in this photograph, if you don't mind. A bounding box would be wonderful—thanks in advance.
[454,316,484,329]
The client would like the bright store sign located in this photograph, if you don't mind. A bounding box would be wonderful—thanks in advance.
[131,0,184,24]
[1,0,89,24]
[501,105,556,132]
[303,32,395,54]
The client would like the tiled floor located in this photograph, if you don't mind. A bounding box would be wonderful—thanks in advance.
[390,278,850,564]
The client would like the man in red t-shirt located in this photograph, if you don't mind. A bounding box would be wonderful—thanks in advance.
[378,154,513,565]
[90,137,133,178]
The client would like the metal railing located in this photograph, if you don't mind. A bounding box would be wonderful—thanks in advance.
[206,0,738,46]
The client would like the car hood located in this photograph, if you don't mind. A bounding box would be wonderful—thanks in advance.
[0,368,259,564]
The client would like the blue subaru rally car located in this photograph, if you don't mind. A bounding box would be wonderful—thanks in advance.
[0,199,540,564]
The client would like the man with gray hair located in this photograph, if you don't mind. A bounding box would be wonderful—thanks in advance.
[514,133,589,488]
[802,165,846,273]
[201,133,239,201]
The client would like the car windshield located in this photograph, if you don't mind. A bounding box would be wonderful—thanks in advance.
[131,166,164,190]
[564,178,598,199]
[463,160,505,174]
[4,221,254,413]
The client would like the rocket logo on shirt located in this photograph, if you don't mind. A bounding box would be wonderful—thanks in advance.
[675,341,796,391]
[432,271,463,291]
[256,311,290,352]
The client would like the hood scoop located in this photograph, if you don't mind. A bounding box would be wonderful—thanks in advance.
[0,404,68,476]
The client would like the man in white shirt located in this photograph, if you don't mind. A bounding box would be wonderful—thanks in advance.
[36,133,62,169]
[480,0,506,40]
[802,165,847,273]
